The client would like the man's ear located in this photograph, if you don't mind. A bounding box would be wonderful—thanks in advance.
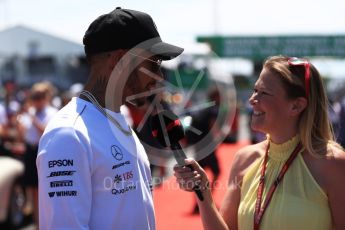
[289,97,308,117]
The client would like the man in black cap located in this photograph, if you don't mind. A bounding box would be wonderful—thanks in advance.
[37,7,183,229]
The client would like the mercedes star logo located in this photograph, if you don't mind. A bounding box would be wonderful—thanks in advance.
[111,145,123,161]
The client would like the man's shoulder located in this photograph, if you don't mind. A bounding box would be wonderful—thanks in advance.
[41,100,92,148]
[38,124,91,163]
[46,99,88,129]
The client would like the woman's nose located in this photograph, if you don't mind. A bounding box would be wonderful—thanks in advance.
[249,93,258,106]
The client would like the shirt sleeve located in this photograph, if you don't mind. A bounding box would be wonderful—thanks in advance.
[37,127,92,230]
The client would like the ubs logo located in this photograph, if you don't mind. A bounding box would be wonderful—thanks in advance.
[111,145,123,161]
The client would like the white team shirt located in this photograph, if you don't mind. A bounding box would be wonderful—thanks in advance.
[37,97,156,230]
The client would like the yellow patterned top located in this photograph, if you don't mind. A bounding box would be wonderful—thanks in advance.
[238,135,332,230]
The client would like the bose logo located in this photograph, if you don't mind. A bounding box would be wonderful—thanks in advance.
[48,159,74,168]
[47,171,76,178]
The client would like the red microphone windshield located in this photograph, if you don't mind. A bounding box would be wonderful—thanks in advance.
[150,110,185,147]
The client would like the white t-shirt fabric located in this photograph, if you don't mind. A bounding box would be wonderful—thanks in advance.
[37,97,155,230]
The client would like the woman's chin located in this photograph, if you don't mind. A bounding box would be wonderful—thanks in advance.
[250,123,265,133]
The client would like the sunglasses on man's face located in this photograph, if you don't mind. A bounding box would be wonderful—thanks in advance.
[287,57,310,99]
[128,52,162,74]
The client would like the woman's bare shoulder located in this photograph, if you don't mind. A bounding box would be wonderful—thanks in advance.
[229,141,267,179]
[326,144,345,174]
[329,143,345,159]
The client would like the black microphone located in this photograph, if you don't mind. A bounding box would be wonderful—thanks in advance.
[150,110,204,201]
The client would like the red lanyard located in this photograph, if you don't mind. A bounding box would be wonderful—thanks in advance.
[253,141,303,230]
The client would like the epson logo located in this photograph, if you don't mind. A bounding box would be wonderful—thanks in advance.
[50,180,73,188]
[47,171,76,178]
[48,159,74,168]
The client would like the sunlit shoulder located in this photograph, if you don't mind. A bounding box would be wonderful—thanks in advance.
[326,143,345,173]
[229,141,267,183]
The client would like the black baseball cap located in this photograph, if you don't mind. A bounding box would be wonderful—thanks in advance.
[83,7,184,60]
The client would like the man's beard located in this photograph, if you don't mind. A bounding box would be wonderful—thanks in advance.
[127,93,156,107]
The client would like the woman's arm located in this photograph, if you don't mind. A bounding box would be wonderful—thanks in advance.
[174,159,229,230]
[326,146,345,229]
[174,144,263,230]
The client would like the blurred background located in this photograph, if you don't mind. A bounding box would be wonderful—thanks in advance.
[0,0,344,229]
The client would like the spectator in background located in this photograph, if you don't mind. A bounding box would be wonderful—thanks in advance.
[131,97,170,186]
[186,87,221,214]
[1,101,26,157]
[19,82,58,227]
[338,97,345,148]
[0,81,15,156]
[328,98,340,139]
[60,83,84,108]
[0,102,8,156]
[0,81,26,158]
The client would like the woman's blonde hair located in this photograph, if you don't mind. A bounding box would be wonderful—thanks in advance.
[263,55,341,156]
[30,81,55,102]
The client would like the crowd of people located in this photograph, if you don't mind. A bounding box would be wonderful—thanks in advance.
[0,81,82,227]
[331,97,345,148]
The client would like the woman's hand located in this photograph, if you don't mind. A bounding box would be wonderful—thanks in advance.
[174,158,230,230]
[173,158,210,192]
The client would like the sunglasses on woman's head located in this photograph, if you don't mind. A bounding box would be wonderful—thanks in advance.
[287,57,310,99]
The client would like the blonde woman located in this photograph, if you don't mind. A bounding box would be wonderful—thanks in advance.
[174,56,345,230]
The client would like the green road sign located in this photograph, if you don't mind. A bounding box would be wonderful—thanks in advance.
[197,35,345,60]
[166,67,209,90]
